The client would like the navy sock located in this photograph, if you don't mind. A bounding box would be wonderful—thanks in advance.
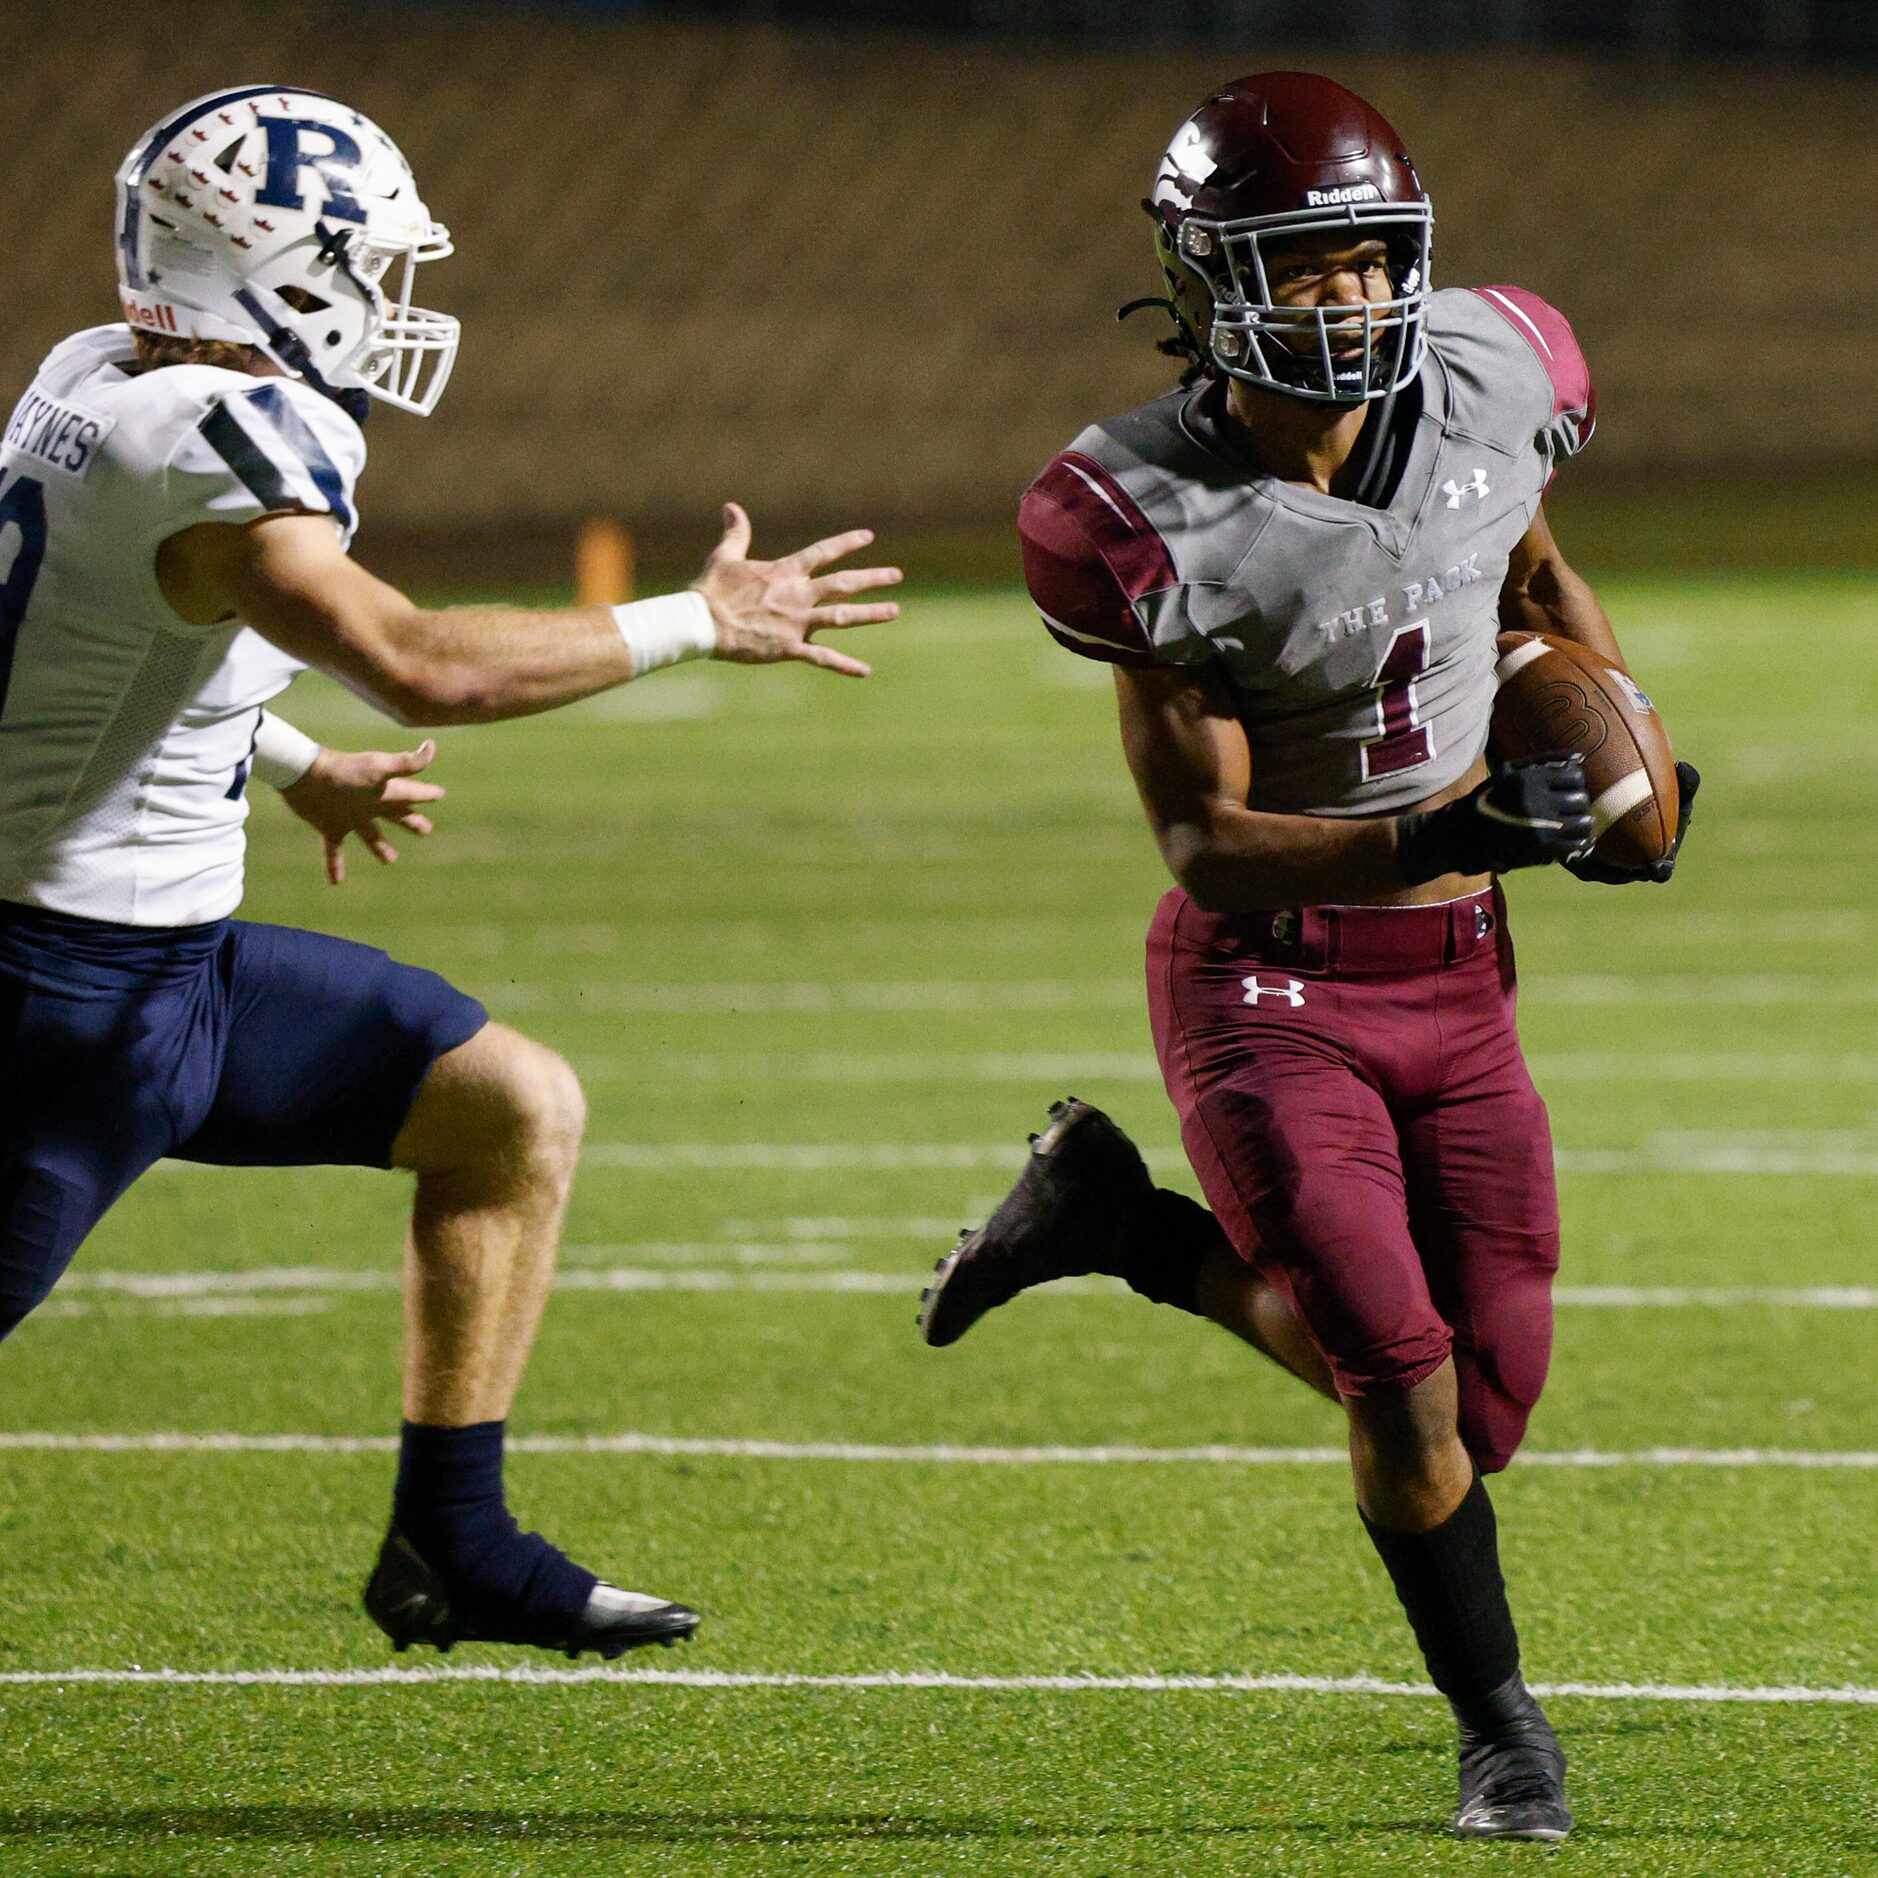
[393,1420,596,1625]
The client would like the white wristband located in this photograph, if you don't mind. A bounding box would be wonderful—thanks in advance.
[252,710,321,790]
[612,590,717,676]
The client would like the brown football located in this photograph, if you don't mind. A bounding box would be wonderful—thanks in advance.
[1489,632,1678,868]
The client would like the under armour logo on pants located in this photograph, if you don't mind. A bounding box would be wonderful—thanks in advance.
[1242,975,1307,1007]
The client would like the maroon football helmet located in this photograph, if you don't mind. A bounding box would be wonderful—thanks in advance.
[1145,72,1433,403]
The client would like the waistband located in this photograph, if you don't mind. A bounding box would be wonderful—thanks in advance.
[0,898,227,991]
[1178,886,1502,975]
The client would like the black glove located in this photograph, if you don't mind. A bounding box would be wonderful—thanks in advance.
[1395,757,1594,886]
[1564,761,1701,884]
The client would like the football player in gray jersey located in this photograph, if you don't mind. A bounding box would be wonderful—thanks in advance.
[921,72,1696,1842]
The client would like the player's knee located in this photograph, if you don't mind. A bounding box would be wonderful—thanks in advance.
[495,1036,587,1181]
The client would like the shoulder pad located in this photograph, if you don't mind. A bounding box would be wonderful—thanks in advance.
[158,374,365,535]
[1019,450,1176,667]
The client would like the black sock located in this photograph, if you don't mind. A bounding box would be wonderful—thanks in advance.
[1112,1187,1225,1315]
[1360,1471,1526,1732]
[393,1420,596,1624]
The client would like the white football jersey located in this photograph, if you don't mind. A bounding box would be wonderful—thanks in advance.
[0,325,364,926]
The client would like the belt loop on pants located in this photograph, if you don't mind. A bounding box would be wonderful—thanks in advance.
[1282,906,1335,973]
[1445,894,1496,963]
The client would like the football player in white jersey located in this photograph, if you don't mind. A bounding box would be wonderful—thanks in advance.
[0,86,900,1660]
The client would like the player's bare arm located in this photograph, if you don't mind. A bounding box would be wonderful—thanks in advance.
[157,500,901,725]
[1499,505,1627,670]
[1116,662,1591,909]
[1115,662,1451,906]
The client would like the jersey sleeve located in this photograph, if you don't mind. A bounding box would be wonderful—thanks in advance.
[1018,451,1179,668]
[1471,286,1596,476]
[160,377,365,538]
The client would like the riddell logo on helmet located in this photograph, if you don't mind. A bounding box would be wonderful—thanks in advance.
[1304,184,1383,207]
[121,298,179,334]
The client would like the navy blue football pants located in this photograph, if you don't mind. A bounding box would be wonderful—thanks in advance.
[0,901,488,1341]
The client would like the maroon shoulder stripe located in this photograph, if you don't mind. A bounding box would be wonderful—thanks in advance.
[1047,452,1179,600]
[1471,286,1597,458]
[1018,452,1177,666]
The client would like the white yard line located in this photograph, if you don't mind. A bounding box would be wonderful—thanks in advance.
[471,975,1878,1015]
[575,1141,1878,1176]
[47,1268,1878,1308]
[0,1665,1871,1704]
[149,1139,1878,1176]
[2,1432,1872,1468]
[480,981,1145,1014]
[580,1050,1878,1085]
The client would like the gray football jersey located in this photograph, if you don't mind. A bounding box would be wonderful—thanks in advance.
[1019,285,1595,815]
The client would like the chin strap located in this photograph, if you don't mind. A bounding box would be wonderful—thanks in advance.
[1118,294,1212,388]
[232,285,371,425]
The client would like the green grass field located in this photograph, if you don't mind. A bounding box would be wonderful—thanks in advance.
[1,574,1875,1875]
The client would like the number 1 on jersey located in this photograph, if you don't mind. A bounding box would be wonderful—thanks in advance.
[1360,620,1433,781]
[0,470,50,722]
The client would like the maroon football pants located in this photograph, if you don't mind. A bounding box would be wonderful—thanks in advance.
[1147,885,1558,1472]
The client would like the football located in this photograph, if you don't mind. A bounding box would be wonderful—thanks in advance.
[1490,632,1679,868]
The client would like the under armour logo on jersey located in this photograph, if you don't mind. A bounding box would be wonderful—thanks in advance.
[254,117,367,222]
[1443,469,1491,508]
[1242,975,1307,1008]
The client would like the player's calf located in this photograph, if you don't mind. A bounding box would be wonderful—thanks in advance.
[918,1099,1223,1347]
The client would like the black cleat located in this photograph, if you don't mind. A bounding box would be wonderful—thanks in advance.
[363,1525,702,1662]
[1452,1682,1572,1841]
[918,1098,1153,1348]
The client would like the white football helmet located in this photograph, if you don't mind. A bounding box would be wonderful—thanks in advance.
[115,85,458,417]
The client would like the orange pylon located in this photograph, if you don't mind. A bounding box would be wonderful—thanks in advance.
[576,516,635,606]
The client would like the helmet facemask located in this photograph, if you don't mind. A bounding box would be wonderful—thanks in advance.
[1160,201,1433,404]
[312,222,458,417]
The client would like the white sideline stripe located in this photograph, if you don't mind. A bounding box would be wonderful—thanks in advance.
[48,1268,1878,1310]
[2,1433,1873,1468]
[0,1666,1872,1705]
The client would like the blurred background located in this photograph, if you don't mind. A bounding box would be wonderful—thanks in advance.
[2,0,1874,589]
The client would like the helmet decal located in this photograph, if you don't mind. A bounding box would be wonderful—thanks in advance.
[254,117,368,222]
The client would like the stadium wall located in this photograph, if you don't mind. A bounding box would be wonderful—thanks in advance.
[4,4,1874,574]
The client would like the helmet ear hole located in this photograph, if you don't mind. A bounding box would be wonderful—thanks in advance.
[276,285,330,314]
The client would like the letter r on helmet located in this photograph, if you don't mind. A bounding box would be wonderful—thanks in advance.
[1242,975,1307,1008]
[255,117,367,222]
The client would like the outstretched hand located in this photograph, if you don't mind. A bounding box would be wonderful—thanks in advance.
[278,740,445,885]
[691,502,902,677]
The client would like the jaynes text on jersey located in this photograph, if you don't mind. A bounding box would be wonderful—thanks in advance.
[4,391,114,478]
[1316,553,1484,644]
